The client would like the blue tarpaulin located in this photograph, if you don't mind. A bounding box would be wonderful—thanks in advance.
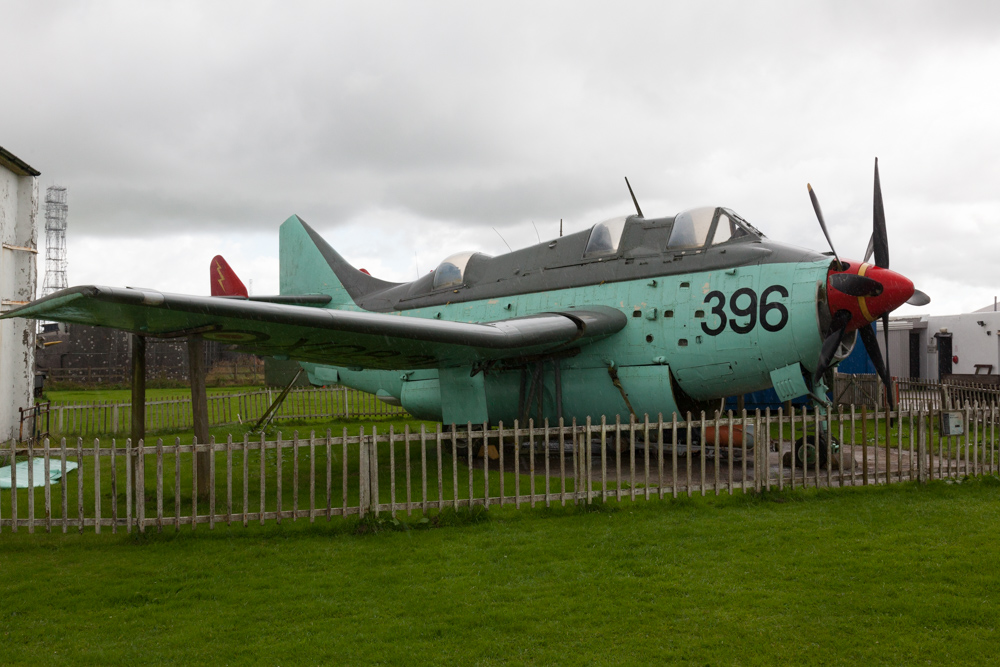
[0,459,78,489]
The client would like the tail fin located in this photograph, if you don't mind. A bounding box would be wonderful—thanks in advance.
[279,215,398,310]
[210,255,249,297]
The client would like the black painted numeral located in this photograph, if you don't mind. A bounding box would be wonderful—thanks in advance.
[728,288,758,334]
[760,285,790,332]
[701,291,727,336]
[699,284,789,336]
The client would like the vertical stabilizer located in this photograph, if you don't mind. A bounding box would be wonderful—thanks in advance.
[279,215,396,310]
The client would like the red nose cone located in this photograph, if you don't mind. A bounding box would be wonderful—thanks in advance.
[827,260,914,333]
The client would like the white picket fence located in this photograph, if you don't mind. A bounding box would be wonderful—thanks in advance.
[2,406,996,534]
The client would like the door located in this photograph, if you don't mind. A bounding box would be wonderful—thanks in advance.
[909,331,921,379]
[936,334,953,380]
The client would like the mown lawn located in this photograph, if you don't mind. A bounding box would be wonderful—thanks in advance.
[2,479,999,665]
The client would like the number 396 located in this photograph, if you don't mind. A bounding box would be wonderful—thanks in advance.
[700,285,789,336]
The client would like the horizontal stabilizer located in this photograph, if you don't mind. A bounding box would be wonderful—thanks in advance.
[210,255,248,297]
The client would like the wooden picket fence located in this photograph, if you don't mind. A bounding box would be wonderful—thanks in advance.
[2,405,996,534]
[37,386,406,438]
[833,374,1000,411]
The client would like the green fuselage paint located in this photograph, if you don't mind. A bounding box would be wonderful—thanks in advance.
[304,258,828,425]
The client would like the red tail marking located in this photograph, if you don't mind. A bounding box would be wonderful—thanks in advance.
[210,255,248,297]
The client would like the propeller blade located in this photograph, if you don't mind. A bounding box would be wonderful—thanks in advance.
[858,323,891,389]
[830,272,883,297]
[807,184,844,270]
[814,310,853,383]
[881,312,896,411]
[872,158,890,269]
[907,289,931,307]
[864,234,874,264]
[859,321,896,412]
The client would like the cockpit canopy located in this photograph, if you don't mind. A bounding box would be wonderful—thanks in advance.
[428,208,760,292]
[432,251,490,290]
[583,216,629,258]
[667,206,759,250]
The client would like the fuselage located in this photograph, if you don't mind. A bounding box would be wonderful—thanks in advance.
[300,208,838,425]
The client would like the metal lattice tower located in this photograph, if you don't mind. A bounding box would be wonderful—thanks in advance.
[42,185,68,296]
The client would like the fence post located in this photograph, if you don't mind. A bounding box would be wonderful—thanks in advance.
[136,439,146,533]
[370,426,379,516]
[917,411,928,483]
[187,336,212,500]
[358,427,369,517]
[754,410,764,493]
[130,334,146,487]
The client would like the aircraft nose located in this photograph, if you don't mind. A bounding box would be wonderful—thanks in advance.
[826,261,915,333]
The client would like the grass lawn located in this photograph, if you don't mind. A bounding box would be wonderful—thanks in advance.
[2,479,999,665]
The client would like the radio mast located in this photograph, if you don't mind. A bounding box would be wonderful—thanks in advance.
[42,185,68,296]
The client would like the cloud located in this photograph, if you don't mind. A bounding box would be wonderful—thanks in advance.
[3,1,998,315]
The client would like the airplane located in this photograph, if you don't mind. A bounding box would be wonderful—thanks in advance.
[2,159,928,463]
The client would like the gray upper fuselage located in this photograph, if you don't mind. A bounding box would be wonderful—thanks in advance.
[303,211,832,312]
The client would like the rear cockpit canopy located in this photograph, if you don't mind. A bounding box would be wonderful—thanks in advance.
[583,216,629,258]
[432,251,491,290]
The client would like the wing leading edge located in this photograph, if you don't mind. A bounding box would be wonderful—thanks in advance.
[4,286,627,370]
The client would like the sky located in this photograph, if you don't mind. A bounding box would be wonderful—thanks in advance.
[2,1,998,316]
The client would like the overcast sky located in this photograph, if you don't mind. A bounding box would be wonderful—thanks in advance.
[3,1,998,315]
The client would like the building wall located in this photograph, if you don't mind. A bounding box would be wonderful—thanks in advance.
[35,323,262,386]
[924,312,1000,378]
[876,312,1000,380]
[0,162,39,443]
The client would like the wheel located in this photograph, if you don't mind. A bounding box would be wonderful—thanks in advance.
[794,433,838,469]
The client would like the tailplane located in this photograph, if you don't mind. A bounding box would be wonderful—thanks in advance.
[210,255,248,297]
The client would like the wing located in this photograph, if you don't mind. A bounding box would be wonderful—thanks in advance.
[4,286,627,370]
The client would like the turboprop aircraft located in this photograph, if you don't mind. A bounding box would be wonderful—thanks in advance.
[3,159,928,444]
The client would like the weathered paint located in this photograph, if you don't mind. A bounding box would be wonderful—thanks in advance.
[283,211,829,424]
[0,149,39,443]
[302,256,827,424]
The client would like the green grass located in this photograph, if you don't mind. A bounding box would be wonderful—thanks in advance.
[39,386,264,403]
[31,386,409,440]
[2,480,999,665]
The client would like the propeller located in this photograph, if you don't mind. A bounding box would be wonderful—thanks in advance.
[808,158,930,412]
[813,309,853,383]
[807,184,844,271]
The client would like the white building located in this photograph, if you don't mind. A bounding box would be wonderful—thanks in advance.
[877,305,1000,381]
[0,145,40,444]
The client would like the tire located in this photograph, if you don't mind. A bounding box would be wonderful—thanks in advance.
[793,433,838,469]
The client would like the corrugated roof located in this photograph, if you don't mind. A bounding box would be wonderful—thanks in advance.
[0,145,40,177]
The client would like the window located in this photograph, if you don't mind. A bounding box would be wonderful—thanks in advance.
[712,208,757,245]
[432,251,488,290]
[668,206,761,250]
[583,216,629,257]
[667,207,715,249]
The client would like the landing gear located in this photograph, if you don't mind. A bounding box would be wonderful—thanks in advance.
[793,376,840,469]
[793,433,840,469]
